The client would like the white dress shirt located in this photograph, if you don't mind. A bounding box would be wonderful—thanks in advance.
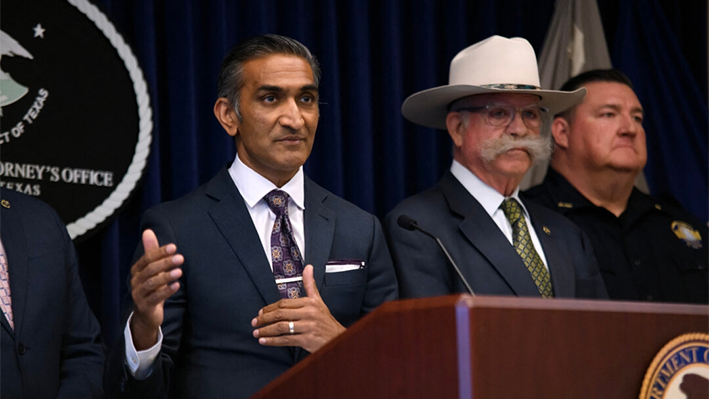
[124,153,306,379]
[450,160,549,270]
[228,153,306,270]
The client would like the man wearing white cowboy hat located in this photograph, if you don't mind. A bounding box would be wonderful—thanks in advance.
[384,35,607,299]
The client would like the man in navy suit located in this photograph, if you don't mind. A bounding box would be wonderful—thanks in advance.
[0,189,104,398]
[384,36,607,299]
[105,34,398,398]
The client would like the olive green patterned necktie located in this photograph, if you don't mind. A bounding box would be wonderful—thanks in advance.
[500,198,554,298]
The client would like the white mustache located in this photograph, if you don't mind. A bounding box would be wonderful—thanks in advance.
[480,134,552,164]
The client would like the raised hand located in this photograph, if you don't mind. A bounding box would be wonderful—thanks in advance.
[129,229,183,350]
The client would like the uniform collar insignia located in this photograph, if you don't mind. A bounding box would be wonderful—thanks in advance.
[557,202,573,209]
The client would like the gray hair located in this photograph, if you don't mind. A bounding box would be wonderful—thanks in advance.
[216,34,321,120]
[448,96,477,128]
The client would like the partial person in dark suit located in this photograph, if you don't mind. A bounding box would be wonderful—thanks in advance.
[105,34,398,399]
[525,69,708,304]
[0,189,104,398]
[384,36,607,299]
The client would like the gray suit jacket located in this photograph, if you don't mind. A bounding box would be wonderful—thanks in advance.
[106,167,398,399]
[384,171,607,299]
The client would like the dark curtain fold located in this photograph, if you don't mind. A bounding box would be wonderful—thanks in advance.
[612,0,708,220]
[70,0,706,344]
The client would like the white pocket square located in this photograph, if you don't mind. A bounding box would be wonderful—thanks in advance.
[325,259,365,273]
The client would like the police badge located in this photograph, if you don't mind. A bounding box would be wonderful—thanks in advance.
[671,221,703,249]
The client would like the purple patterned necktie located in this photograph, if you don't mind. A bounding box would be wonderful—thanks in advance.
[265,190,305,299]
[0,241,14,329]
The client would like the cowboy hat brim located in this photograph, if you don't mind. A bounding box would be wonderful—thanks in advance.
[401,84,587,130]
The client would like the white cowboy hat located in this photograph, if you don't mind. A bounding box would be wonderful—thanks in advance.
[401,35,586,130]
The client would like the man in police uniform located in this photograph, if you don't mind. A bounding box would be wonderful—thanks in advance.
[526,69,708,304]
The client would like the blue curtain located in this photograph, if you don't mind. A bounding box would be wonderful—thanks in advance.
[73,0,707,344]
[611,0,708,221]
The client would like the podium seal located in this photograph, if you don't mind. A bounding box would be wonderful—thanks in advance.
[639,333,709,399]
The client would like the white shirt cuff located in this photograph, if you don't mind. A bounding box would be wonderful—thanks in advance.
[124,312,163,380]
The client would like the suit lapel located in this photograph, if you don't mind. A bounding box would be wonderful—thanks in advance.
[206,169,281,307]
[1,199,29,336]
[439,172,541,297]
[0,309,11,336]
[303,177,335,292]
[297,178,335,362]
[525,203,575,298]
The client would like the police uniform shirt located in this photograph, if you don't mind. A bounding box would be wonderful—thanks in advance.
[525,168,708,304]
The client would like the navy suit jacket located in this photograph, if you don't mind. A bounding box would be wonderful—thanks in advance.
[0,189,104,399]
[106,167,398,399]
[383,171,607,299]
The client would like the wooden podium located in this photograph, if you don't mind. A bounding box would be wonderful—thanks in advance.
[252,295,708,398]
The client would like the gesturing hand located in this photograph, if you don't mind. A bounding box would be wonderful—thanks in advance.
[251,265,346,353]
[129,229,183,350]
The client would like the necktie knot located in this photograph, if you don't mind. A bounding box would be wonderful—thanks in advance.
[265,189,289,217]
[501,198,523,224]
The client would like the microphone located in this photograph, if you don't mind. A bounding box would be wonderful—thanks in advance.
[397,215,475,296]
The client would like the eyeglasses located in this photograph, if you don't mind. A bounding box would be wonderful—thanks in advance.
[453,105,549,129]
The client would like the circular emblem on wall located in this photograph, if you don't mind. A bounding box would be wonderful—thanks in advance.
[639,333,709,399]
[0,0,152,240]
